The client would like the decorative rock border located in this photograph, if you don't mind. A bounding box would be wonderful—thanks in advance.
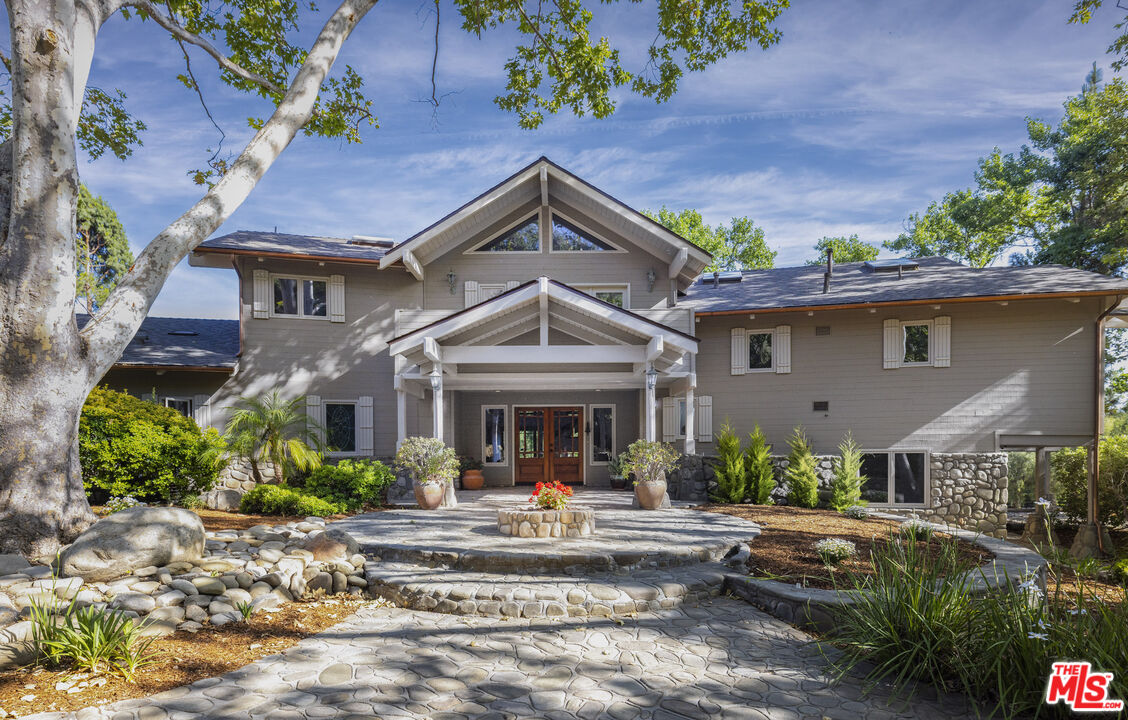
[365,561,729,617]
[497,508,595,538]
[724,512,1047,634]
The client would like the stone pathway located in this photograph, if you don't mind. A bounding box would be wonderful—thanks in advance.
[28,597,975,720]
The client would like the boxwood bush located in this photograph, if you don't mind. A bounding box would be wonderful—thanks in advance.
[80,387,225,505]
[302,459,395,510]
[239,484,345,516]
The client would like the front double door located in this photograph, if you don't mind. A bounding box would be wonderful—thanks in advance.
[515,407,582,485]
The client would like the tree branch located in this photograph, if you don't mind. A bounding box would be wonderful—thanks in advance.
[83,0,380,373]
[123,0,285,96]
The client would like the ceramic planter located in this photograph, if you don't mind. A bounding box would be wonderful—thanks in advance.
[634,471,667,510]
[609,474,627,490]
[414,479,447,509]
[461,469,485,491]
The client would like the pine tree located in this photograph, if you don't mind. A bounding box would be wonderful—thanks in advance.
[710,420,746,503]
[785,427,820,508]
[745,425,775,504]
[829,432,867,512]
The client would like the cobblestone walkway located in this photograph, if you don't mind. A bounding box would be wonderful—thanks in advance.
[33,598,975,720]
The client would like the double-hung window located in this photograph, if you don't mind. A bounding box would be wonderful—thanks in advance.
[325,402,357,453]
[860,450,928,505]
[273,276,328,318]
[162,397,193,418]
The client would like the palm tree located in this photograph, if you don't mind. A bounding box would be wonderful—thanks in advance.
[224,392,324,484]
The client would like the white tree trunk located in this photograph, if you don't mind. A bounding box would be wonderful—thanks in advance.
[0,0,379,555]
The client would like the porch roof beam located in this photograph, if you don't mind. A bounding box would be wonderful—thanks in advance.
[669,247,688,278]
[443,345,645,364]
[422,336,442,364]
[403,249,424,281]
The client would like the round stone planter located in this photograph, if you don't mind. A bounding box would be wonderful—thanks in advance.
[497,508,595,538]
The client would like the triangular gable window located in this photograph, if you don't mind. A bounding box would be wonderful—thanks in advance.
[476,217,540,252]
[551,216,615,251]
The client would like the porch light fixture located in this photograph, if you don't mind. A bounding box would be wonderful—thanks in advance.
[645,368,658,390]
[429,372,442,391]
[447,269,457,294]
[646,268,656,292]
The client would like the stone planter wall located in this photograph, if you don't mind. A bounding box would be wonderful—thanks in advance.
[497,508,595,538]
[203,458,278,511]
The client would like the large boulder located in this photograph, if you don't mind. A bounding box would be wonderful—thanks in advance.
[59,507,205,582]
[302,528,360,561]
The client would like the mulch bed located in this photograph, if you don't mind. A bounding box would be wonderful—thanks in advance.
[698,504,994,589]
[1009,525,1127,606]
[0,596,372,718]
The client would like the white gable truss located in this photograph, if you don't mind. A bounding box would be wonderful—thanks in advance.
[377,157,712,290]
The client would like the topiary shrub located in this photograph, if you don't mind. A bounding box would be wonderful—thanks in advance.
[710,421,746,503]
[80,386,226,505]
[303,459,395,510]
[239,484,345,516]
[745,425,775,505]
[1051,437,1128,526]
[785,427,820,508]
[829,432,866,512]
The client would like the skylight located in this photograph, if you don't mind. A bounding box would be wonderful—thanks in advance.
[863,259,920,273]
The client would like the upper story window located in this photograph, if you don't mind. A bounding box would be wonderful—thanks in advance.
[274,276,327,318]
[883,317,949,369]
[476,217,540,252]
[551,215,616,252]
[162,397,193,418]
[748,330,774,371]
[575,284,630,308]
[902,321,931,365]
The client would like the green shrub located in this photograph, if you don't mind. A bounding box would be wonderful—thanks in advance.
[745,425,775,505]
[784,427,819,508]
[829,432,866,512]
[1006,451,1036,507]
[239,484,345,516]
[303,459,395,510]
[1051,437,1128,526]
[710,421,746,503]
[80,386,225,505]
[1113,558,1128,585]
[623,439,681,484]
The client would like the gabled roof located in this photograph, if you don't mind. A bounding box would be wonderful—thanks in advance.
[389,277,697,368]
[378,157,713,289]
[195,230,389,263]
[682,257,1128,314]
[78,314,240,370]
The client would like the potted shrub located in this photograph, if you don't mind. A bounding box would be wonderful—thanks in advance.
[623,439,680,510]
[608,452,628,490]
[395,437,459,510]
[459,456,485,491]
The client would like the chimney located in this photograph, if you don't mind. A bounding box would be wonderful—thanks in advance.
[822,247,834,294]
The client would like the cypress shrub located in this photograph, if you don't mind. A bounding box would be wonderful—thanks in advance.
[785,426,819,508]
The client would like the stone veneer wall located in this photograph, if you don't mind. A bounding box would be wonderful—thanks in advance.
[497,508,596,538]
[673,452,1009,538]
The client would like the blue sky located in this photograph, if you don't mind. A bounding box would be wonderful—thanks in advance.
[27,0,1127,318]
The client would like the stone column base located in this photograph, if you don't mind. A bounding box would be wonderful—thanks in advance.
[1069,522,1114,560]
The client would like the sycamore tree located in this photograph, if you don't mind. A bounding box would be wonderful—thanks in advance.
[0,0,791,555]
[807,234,878,265]
[645,206,775,271]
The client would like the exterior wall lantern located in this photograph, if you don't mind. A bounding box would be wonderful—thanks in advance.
[429,372,442,392]
[447,269,457,294]
[645,367,658,390]
[646,268,656,292]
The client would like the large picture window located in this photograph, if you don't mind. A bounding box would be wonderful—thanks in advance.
[273,276,327,318]
[483,406,506,465]
[591,405,615,463]
[325,402,357,453]
[860,450,928,505]
[475,217,540,252]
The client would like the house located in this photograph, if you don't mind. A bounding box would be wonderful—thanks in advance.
[115,157,1128,535]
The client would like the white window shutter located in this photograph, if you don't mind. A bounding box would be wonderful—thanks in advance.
[662,397,678,441]
[696,396,713,442]
[774,325,792,374]
[464,280,480,308]
[193,394,211,429]
[305,395,324,442]
[934,316,951,367]
[357,396,374,454]
[730,327,747,375]
[883,319,901,369]
[329,275,346,323]
[505,280,520,291]
[252,269,270,319]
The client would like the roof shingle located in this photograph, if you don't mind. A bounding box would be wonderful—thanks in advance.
[77,315,239,369]
[197,230,388,262]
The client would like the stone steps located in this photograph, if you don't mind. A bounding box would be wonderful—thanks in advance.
[364,561,733,618]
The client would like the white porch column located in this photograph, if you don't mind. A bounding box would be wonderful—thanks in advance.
[430,365,444,441]
[396,388,407,449]
[644,364,657,442]
[685,386,695,455]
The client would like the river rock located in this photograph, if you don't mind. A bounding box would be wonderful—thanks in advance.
[58,507,205,582]
[302,528,359,561]
[0,555,29,576]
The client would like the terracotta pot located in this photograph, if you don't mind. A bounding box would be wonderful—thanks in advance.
[414,480,446,510]
[609,474,627,490]
[462,469,485,491]
[634,471,667,510]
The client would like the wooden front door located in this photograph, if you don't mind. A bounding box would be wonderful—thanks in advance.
[515,407,583,485]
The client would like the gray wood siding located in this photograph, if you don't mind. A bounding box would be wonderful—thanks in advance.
[691,297,1102,454]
